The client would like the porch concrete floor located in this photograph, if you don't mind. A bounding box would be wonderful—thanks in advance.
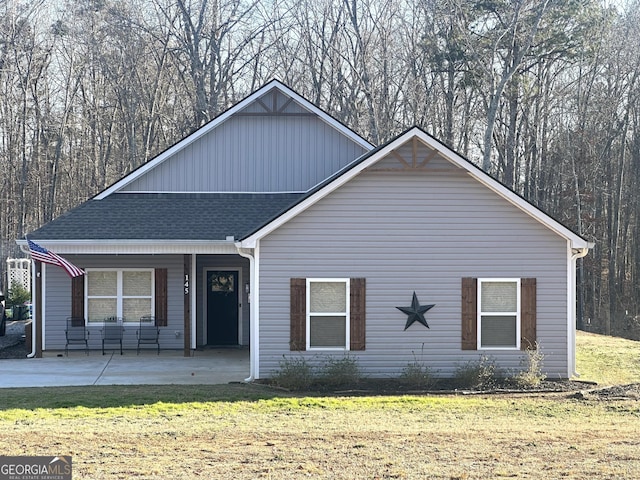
[0,348,250,388]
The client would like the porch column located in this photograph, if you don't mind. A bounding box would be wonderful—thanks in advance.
[183,254,191,356]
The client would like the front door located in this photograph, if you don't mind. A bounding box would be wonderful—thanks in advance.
[206,270,239,345]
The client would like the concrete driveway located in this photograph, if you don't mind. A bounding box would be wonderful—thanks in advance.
[0,349,250,388]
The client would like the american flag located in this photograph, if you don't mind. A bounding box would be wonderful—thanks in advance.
[27,238,85,278]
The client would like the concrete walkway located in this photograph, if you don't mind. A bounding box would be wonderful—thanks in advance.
[0,349,250,388]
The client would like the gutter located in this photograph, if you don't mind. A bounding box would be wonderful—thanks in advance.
[236,244,257,382]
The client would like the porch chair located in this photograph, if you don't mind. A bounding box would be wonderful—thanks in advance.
[65,317,89,356]
[101,316,124,355]
[137,315,160,355]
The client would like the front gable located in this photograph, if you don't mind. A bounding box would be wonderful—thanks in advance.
[255,130,591,379]
[241,128,591,251]
[101,81,373,196]
[23,82,374,251]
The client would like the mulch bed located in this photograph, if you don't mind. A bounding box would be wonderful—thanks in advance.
[259,377,640,400]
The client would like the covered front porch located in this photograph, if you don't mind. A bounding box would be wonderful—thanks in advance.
[29,250,255,371]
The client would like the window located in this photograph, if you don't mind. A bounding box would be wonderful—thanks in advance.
[478,278,520,349]
[86,269,154,323]
[478,279,520,348]
[290,278,365,351]
[461,277,537,350]
[306,279,350,350]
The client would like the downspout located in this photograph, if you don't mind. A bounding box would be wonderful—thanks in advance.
[18,242,38,358]
[236,244,258,382]
[570,247,590,377]
[26,258,37,358]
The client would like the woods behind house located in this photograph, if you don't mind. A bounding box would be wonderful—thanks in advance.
[1,0,639,338]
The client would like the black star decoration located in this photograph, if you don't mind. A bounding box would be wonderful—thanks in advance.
[396,292,435,330]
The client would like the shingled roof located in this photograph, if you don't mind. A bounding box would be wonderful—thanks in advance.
[27,193,304,241]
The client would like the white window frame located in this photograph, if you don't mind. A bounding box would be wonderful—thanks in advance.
[85,268,155,324]
[477,278,520,350]
[306,278,350,351]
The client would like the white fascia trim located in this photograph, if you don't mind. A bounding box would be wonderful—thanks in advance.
[241,128,591,249]
[96,81,372,199]
[16,239,238,255]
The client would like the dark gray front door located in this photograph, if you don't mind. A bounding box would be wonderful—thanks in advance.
[206,271,239,345]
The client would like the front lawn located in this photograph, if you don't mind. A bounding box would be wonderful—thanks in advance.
[0,331,638,479]
[576,331,640,385]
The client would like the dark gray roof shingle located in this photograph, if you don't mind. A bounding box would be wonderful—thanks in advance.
[28,193,304,241]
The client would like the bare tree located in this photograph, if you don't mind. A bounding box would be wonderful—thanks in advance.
[154,0,274,126]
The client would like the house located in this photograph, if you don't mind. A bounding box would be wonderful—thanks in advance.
[19,80,592,379]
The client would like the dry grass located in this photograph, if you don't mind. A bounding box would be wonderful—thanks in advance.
[0,332,639,479]
[1,387,639,479]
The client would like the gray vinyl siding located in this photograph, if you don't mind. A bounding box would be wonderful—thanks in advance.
[122,115,368,193]
[258,166,570,379]
[43,255,185,351]
[195,255,250,347]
